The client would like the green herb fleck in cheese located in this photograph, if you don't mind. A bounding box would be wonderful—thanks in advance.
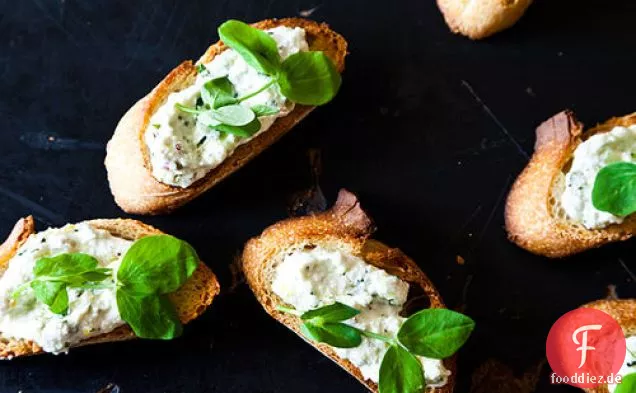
[271,246,450,387]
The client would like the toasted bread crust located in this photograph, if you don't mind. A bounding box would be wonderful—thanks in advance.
[0,217,220,359]
[437,0,532,39]
[242,189,455,393]
[505,111,636,257]
[105,18,347,215]
[582,299,636,393]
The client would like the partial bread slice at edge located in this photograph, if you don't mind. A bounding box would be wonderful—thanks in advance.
[436,0,533,40]
[242,189,456,393]
[582,298,636,393]
[505,110,636,258]
[0,216,220,359]
[105,18,348,215]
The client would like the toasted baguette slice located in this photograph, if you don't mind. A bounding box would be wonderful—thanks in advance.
[437,0,532,40]
[105,18,347,215]
[242,189,455,393]
[0,216,220,359]
[505,111,636,258]
[582,298,636,393]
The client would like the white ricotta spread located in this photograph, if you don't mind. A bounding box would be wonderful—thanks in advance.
[271,246,450,387]
[608,336,636,393]
[0,223,131,355]
[145,26,309,188]
[561,125,636,229]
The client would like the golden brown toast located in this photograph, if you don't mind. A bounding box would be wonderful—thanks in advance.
[242,189,455,393]
[0,216,220,358]
[105,18,347,215]
[505,110,636,257]
[437,0,533,39]
[582,298,636,393]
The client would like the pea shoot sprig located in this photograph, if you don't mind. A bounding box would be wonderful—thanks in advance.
[13,235,199,340]
[278,302,475,393]
[175,20,341,138]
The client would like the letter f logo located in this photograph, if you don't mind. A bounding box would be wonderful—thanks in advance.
[547,308,626,389]
[572,324,603,368]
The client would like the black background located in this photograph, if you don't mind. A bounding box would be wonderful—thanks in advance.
[0,0,635,392]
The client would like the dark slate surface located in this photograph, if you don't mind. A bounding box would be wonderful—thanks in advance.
[0,0,635,392]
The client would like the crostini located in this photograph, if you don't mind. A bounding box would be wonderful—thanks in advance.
[242,189,475,393]
[506,111,636,257]
[437,0,532,39]
[0,216,219,358]
[582,298,636,393]
[105,18,347,215]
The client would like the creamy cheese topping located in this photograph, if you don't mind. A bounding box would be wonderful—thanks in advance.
[608,336,636,393]
[271,246,450,387]
[0,223,131,355]
[561,125,636,229]
[145,26,309,188]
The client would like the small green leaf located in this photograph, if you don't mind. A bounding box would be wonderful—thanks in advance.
[278,51,341,105]
[116,291,182,340]
[300,321,362,348]
[397,308,475,359]
[201,77,237,109]
[31,280,68,315]
[592,162,636,216]
[251,104,279,117]
[197,111,220,128]
[117,235,199,296]
[378,345,425,393]
[211,104,255,126]
[616,373,636,393]
[48,286,69,315]
[218,20,281,76]
[210,117,261,138]
[34,253,99,278]
[14,253,115,314]
[301,302,360,323]
[174,103,203,114]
